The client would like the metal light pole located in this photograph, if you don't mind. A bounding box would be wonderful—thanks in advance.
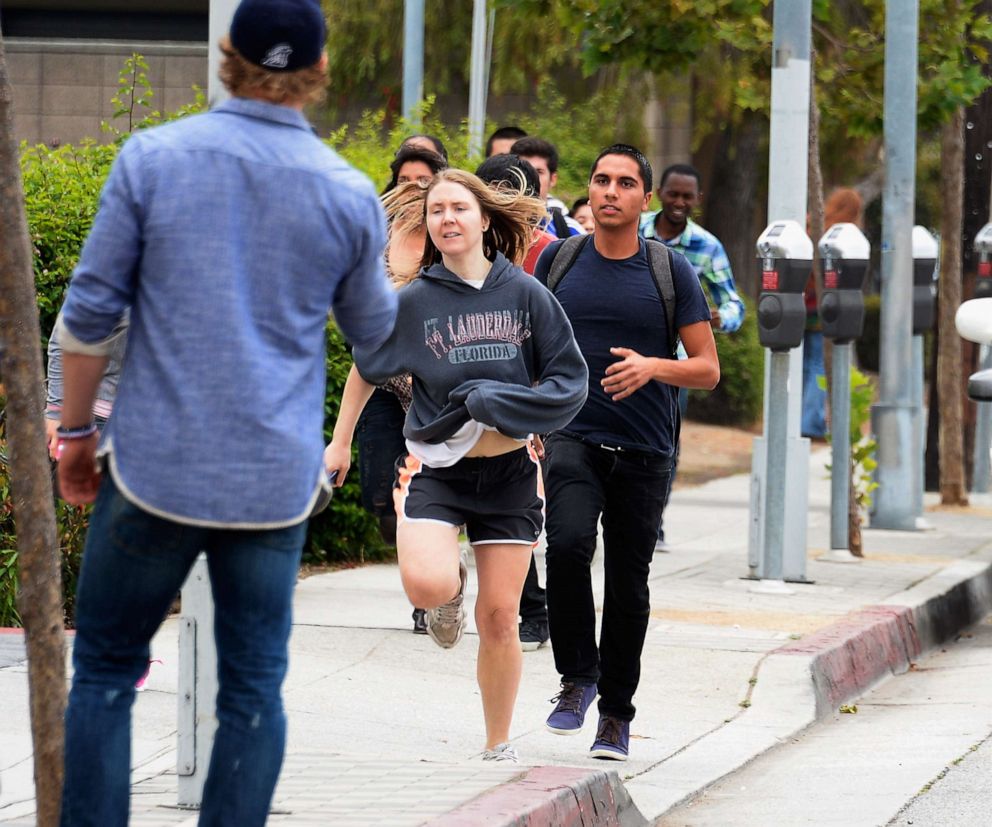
[747,0,811,590]
[176,0,239,807]
[467,0,489,158]
[402,0,425,124]
[871,0,920,530]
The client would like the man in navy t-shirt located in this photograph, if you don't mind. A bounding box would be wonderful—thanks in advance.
[535,144,719,761]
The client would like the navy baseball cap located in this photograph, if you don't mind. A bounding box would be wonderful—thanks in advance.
[230,0,327,72]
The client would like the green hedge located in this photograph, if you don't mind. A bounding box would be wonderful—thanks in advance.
[687,297,765,427]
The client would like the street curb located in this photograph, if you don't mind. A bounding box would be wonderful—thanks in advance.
[427,765,647,827]
[776,558,992,715]
[621,557,992,822]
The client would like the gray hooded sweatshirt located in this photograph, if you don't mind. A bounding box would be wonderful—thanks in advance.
[353,252,588,444]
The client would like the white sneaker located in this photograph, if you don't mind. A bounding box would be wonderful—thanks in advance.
[653,539,671,553]
[427,555,468,649]
[482,742,519,763]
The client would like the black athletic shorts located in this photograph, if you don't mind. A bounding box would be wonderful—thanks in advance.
[393,447,544,545]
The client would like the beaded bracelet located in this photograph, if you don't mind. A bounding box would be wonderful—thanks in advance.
[55,422,98,440]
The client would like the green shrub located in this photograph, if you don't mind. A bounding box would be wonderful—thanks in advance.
[687,297,765,427]
[0,441,88,627]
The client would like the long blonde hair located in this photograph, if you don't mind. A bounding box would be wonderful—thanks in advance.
[381,181,431,286]
[418,169,547,268]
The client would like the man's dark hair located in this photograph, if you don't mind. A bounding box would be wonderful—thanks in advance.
[485,125,528,157]
[398,134,448,161]
[571,196,589,214]
[475,154,541,198]
[589,144,653,194]
[659,162,702,190]
[382,145,448,194]
[509,137,559,174]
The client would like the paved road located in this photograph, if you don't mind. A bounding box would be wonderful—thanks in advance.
[660,615,992,826]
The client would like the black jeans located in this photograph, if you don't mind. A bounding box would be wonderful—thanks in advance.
[658,386,688,543]
[519,554,547,622]
[355,388,407,545]
[544,432,672,721]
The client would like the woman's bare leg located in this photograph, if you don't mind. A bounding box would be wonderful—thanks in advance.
[473,543,531,749]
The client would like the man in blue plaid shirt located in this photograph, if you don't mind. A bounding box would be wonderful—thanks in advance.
[639,163,744,551]
[639,163,745,334]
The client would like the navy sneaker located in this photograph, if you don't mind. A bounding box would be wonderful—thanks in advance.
[589,714,630,761]
[545,681,597,735]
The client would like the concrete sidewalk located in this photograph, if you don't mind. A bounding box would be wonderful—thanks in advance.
[3,445,992,826]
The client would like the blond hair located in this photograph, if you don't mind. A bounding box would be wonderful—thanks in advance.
[218,36,327,105]
[419,169,547,269]
[381,181,431,287]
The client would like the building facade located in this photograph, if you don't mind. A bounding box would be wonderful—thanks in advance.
[2,1,208,146]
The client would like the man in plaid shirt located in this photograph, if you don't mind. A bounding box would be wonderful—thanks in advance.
[639,163,744,333]
[639,162,744,550]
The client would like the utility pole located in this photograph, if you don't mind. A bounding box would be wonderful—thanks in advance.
[467,0,489,159]
[176,0,237,808]
[871,0,920,530]
[748,0,811,590]
[402,0,425,124]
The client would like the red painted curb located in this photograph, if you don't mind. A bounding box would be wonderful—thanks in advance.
[428,765,636,827]
[775,604,923,712]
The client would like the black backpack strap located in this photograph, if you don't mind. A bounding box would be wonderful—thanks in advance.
[645,239,679,357]
[546,234,591,294]
[549,207,571,240]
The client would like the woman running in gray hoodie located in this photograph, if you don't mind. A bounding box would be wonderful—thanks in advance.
[324,169,587,763]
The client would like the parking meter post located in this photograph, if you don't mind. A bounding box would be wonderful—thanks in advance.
[912,335,926,520]
[872,0,920,531]
[748,0,810,591]
[974,344,992,493]
[751,221,811,591]
[971,225,992,493]
[830,344,853,551]
[817,224,870,558]
[763,351,790,582]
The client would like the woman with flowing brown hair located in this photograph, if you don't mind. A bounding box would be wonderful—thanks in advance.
[325,169,588,762]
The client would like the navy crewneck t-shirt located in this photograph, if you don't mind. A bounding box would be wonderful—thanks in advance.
[535,237,710,457]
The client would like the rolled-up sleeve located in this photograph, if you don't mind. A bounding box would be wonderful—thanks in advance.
[331,195,398,351]
[61,139,143,354]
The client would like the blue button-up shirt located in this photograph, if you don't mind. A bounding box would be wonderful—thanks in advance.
[61,98,397,527]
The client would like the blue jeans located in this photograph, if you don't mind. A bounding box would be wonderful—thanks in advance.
[801,330,828,438]
[543,433,672,720]
[61,474,305,827]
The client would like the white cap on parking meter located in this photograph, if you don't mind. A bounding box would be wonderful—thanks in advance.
[955,297,992,346]
[912,225,939,261]
[818,223,870,260]
[756,220,814,260]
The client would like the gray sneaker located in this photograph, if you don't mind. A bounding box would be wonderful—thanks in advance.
[482,742,519,763]
[427,555,468,649]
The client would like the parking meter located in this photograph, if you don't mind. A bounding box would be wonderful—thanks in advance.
[818,223,870,343]
[912,225,939,334]
[974,222,992,300]
[956,297,992,401]
[756,220,813,350]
